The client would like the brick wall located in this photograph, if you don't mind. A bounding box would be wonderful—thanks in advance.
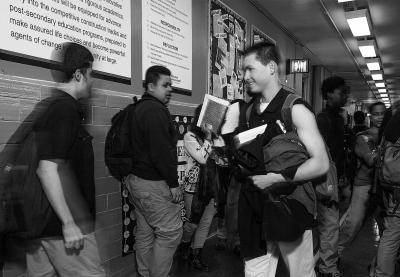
[0,74,197,277]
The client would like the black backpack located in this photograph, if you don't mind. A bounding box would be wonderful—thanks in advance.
[105,98,146,181]
[1,131,54,239]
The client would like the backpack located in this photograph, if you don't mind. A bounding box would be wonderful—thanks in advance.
[245,94,338,202]
[105,98,147,181]
[378,136,400,188]
[2,131,54,239]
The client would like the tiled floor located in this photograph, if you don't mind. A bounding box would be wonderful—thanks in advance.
[170,215,392,277]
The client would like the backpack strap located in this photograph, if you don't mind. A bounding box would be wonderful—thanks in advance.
[280,93,301,132]
[245,103,254,129]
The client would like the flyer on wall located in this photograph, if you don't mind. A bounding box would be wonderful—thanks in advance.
[208,0,247,101]
[142,0,193,94]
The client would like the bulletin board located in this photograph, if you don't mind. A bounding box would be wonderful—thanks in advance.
[208,0,246,101]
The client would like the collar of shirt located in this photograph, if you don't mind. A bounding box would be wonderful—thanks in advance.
[253,88,287,115]
[54,89,84,120]
[142,93,167,107]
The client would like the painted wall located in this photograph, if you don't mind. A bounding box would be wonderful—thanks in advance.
[0,1,310,276]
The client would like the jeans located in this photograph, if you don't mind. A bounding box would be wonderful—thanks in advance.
[375,216,400,277]
[317,201,340,274]
[338,184,371,256]
[126,174,183,277]
[244,230,316,277]
[182,194,216,249]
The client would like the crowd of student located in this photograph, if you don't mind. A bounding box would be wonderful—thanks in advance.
[1,42,400,277]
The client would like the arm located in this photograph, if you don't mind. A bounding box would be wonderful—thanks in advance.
[251,104,329,189]
[354,135,376,167]
[36,159,84,249]
[183,132,213,165]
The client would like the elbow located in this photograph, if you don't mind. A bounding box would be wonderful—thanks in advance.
[320,157,330,175]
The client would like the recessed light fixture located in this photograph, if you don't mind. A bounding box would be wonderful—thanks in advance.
[371,74,383,81]
[376,83,385,88]
[366,58,381,71]
[345,9,372,37]
[338,0,355,2]
[380,93,388,98]
[358,40,377,58]
[378,88,387,93]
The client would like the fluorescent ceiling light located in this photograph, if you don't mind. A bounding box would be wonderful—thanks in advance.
[371,74,383,81]
[358,40,377,58]
[345,9,372,37]
[378,88,387,93]
[376,83,385,88]
[338,0,355,2]
[366,58,381,71]
[380,93,388,98]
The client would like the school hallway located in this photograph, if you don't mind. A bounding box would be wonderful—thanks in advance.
[170,216,381,277]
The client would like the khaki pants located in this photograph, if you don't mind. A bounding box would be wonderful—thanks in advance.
[26,233,105,277]
[317,201,340,274]
[244,230,316,277]
[127,174,183,277]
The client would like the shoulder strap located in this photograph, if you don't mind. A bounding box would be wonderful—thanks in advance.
[245,103,254,129]
[281,93,301,132]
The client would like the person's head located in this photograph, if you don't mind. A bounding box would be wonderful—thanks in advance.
[144,65,172,105]
[62,43,94,99]
[242,42,281,94]
[321,76,349,108]
[189,104,206,140]
[353,111,366,125]
[368,102,386,129]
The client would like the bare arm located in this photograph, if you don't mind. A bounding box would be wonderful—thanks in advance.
[36,159,84,249]
[354,135,376,167]
[251,104,329,189]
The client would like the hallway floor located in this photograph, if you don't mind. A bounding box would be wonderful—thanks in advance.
[170,215,384,277]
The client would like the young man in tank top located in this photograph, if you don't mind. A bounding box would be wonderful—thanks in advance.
[239,42,329,277]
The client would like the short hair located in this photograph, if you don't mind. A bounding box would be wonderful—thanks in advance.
[144,65,171,90]
[321,76,347,99]
[368,102,385,114]
[243,42,281,66]
[62,43,94,81]
[353,111,365,124]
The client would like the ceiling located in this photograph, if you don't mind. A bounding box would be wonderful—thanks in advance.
[250,0,400,105]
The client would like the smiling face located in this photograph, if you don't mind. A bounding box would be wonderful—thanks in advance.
[243,53,273,94]
[369,103,386,128]
[148,74,172,104]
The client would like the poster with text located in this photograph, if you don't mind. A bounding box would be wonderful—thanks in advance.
[142,0,192,93]
[171,114,193,222]
[209,0,246,101]
[251,25,276,45]
[0,0,131,80]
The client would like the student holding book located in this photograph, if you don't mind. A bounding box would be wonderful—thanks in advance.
[238,42,329,277]
[178,105,227,272]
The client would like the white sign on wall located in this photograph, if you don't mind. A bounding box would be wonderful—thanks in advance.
[1,0,131,80]
[142,0,192,92]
